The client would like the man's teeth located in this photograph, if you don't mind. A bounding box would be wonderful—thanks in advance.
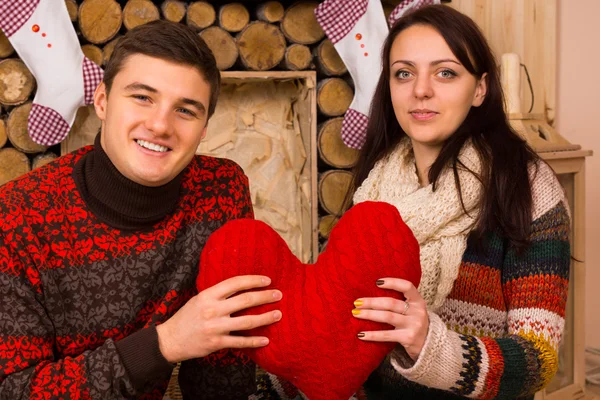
[136,139,169,153]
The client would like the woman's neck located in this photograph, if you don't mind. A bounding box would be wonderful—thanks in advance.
[410,140,442,187]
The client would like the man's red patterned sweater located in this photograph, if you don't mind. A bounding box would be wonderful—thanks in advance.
[0,140,255,399]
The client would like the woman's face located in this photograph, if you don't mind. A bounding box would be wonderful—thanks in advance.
[389,24,487,153]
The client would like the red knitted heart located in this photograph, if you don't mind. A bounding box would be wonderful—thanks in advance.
[197,201,421,400]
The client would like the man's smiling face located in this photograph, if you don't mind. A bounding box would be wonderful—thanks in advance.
[94,53,211,187]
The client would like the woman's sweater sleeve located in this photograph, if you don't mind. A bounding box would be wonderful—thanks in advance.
[390,163,571,399]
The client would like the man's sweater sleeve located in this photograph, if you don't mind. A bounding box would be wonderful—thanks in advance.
[0,230,173,399]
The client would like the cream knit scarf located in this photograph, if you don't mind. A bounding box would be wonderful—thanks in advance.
[353,138,482,311]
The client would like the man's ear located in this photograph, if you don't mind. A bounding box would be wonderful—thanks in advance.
[94,82,108,121]
[472,72,488,107]
[200,126,208,141]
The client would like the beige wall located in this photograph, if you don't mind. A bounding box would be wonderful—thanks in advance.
[557,0,600,350]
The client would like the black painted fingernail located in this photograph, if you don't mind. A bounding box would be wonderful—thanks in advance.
[357,332,365,338]
[376,279,385,286]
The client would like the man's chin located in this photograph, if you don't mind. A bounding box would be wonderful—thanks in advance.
[127,170,173,187]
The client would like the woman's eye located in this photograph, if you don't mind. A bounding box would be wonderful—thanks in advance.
[396,70,412,79]
[439,69,457,79]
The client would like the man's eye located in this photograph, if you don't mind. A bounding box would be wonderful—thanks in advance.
[178,108,195,117]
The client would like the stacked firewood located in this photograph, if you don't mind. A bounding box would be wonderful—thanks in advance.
[0,0,402,245]
[0,51,59,185]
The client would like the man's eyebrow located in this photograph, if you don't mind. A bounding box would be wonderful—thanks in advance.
[180,97,206,114]
[123,82,158,93]
[391,59,461,67]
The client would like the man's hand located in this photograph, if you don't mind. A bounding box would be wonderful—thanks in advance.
[156,275,282,363]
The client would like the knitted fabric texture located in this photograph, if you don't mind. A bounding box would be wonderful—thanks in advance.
[369,162,570,399]
[0,146,256,399]
[353,138,482,311]
[255,161,571,399]
[197,201,421,400]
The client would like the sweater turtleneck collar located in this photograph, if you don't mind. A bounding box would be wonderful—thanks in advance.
[73,133,184,231]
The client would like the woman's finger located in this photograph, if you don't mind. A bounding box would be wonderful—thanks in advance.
[356,329,401,343]
[354,297,408,315]
[351,308,406,328]
[376,278,422,302]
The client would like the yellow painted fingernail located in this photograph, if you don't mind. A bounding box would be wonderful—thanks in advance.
[352,309,361,316]
[354,299,363,307]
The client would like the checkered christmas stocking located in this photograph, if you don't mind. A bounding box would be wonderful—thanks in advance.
[0,0,103,146]
[315,0,388,149]
[388,0,440,27]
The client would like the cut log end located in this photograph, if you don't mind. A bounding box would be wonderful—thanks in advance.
[281,2,325,45]
[65,0,79,21]
[161,0,187,23]
[315,39,347,76]
[256,1,284,23]
[7,102,48,153]
[0,30,15,58]
[283,44,312,71]
[219,3,250,33]
[318,118,359,168]
[79,0,123,44]
[317,78,354,117]
[0,59,35,106]
[32,152,59,170]
[82,44,104,67]
[102,36,121,66]
[0,148,30,186]
[186,1,216,30]
[199,27,238,71]
[318,170,353,216]
[123,0,160,30]
[319,215,339,239]
[237,22,286,71]
[0,119,6,149]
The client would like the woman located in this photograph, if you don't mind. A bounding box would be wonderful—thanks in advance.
[350,4,570,399]
[255,5,570,399]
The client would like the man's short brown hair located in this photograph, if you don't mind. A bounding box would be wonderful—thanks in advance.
[103,20,220,119]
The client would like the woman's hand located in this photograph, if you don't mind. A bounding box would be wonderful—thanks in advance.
[352,278,429,361]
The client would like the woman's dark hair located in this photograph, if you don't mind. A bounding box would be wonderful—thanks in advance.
[350,5,540,251]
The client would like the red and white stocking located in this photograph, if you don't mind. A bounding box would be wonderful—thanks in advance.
[315,0,388,149]
[0,0,104,146]
[388,0,440,27]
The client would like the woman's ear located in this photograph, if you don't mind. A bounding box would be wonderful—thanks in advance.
[472,72,488,107]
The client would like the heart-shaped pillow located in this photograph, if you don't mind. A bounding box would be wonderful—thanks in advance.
[197,201,421,400]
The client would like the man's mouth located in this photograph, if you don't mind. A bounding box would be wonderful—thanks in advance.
[135,139,171,153]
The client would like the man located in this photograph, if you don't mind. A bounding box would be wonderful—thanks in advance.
[0,20,282,398]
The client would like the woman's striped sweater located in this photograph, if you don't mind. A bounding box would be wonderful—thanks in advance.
[254,162,571,399]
